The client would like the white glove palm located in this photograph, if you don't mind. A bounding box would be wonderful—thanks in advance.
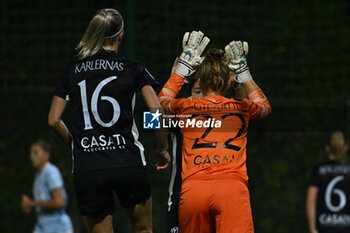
[175,31,210,78]
[225,41,252,83]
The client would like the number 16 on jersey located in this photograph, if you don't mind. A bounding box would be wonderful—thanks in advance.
[78,76,121,130]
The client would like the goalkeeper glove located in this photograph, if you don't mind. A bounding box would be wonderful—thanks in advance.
[175,31,210,78]
[225,41,252,83]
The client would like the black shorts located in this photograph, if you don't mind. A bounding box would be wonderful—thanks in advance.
[74,166,151,216]
[166,200,179,233]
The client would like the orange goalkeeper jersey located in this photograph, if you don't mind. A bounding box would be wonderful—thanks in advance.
[159,73,271,182]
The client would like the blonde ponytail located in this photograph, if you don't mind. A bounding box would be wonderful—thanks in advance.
[76,9,124,60]
[327,131,348,162]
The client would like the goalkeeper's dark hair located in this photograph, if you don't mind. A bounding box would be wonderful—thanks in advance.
[76,8,124,59]
[196,48,230,95]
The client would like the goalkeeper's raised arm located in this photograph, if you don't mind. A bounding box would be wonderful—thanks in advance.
[158,30,210,112]
[225,40,271,119]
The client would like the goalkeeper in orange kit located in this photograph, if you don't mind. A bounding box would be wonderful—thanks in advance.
[158,31,271,233]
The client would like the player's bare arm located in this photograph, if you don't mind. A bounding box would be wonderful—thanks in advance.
[141,85,171,170]
[21,188,65,211]
[48,96,72,146]
[306,186,319,233]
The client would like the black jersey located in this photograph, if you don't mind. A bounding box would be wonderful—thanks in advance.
[166,128,183,233]
[167,128,183,212]
[55,49,159,173]
[309,160,350,232]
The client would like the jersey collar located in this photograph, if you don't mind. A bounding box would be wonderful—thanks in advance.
[202,95,227,104]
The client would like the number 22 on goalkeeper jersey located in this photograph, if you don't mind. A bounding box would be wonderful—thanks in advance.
[159,72,271,182]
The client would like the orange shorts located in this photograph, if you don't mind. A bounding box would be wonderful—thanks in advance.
[179,178,254,233]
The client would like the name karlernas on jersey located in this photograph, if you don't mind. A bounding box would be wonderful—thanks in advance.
[75,59,124,73]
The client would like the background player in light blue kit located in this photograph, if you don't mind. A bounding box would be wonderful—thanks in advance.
[21,140,73,233]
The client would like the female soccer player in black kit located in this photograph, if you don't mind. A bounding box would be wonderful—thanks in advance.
[307,131,350,233]
[166,75,202,233]
[48,9,170,233]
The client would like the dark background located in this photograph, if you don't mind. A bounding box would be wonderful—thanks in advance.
[1,0,350,232]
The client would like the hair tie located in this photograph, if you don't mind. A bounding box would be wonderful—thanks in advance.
[104,20,124,39]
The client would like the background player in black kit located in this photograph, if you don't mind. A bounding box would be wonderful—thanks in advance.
[166,72,202,233]
[307,131,350,233]
[48,9,170,233]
